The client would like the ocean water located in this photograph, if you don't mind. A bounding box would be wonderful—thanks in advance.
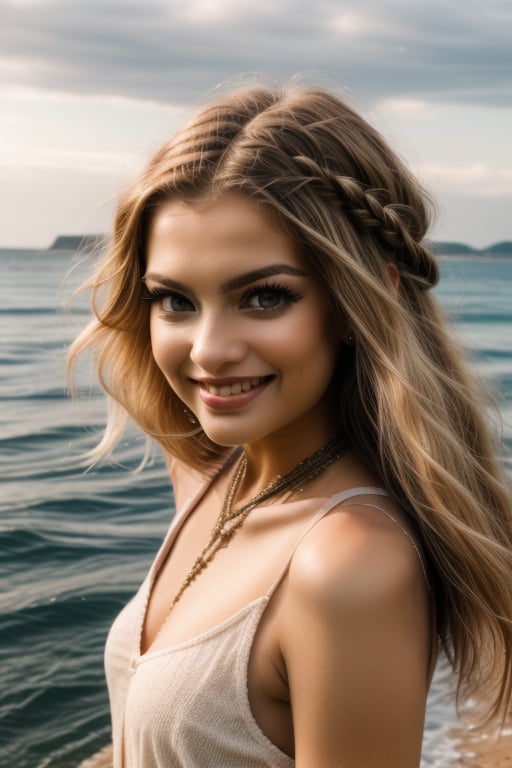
[1,248,510,768]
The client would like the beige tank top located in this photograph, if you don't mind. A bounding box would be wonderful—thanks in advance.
[105,476,425,768]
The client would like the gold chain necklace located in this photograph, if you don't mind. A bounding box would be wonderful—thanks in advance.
[166,436,348,615]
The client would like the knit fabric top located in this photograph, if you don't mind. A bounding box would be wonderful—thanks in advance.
[104,463,423,768]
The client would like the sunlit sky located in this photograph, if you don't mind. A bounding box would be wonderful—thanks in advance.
[1,0,511,248]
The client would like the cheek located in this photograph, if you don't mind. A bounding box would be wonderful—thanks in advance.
[268,315,339,378]
[149,320,183,383]
[149,316,166,370]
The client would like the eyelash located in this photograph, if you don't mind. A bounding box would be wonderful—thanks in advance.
[142,282,303,316]
[241,282,303,313]
[142,287,187,305]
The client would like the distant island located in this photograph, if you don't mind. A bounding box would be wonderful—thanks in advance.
[49,234,105,251]
[47,234,512,256]
[428,240,512,256]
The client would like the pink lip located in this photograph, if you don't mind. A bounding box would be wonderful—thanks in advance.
[196,377,272,412]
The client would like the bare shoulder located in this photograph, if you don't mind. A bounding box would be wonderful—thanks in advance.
[286,494,428,620]
[277,495,431,766]
[277,495,431,768]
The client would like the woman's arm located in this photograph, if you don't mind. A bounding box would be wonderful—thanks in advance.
[279,503,432,768]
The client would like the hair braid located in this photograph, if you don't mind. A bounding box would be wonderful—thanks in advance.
[287,155,439,288]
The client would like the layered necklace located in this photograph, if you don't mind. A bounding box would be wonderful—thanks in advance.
[167,435,348,614]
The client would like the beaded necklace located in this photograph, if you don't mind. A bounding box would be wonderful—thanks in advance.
[166,436,347,615]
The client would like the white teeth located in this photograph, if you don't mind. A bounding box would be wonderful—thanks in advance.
[204,378,265,396]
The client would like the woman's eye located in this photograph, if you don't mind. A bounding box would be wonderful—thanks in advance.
[161,293,195,312]
[142,287,194,313]
[142,287,195,313]
[243,285,301,311]
[246,289,283,309]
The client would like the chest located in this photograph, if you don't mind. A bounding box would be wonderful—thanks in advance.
[135,490,322,760]
[141,487,316,653]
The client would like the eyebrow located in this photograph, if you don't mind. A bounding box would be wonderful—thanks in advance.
[143,264,308,294]
[220,264,307,293]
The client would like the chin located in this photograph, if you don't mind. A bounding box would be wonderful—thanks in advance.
[198,420,274,449]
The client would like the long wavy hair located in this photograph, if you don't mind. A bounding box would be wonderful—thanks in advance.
[68,84,512,723]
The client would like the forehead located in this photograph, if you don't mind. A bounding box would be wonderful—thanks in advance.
[145,194,306,274]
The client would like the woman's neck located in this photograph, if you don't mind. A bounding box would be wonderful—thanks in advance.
[238,422,340,502]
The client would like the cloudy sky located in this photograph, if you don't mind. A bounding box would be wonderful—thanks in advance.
[1,0,511,248]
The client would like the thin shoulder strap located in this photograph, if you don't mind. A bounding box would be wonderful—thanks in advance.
[265,487,388,599]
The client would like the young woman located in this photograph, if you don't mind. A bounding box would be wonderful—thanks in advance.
[69,84,512,767]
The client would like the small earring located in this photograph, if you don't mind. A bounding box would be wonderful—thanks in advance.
[183,407,198,425]
[345,333,354,346]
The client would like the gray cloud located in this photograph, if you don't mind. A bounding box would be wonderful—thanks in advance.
[0,0,511,107]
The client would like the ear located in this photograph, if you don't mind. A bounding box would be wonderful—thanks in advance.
[387,262,400,294]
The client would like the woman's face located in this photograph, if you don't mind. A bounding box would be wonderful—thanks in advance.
[144,194,341,449]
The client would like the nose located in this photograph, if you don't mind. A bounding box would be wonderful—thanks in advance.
[189,309,247,373]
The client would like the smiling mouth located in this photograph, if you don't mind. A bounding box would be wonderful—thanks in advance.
[199,377,271,397]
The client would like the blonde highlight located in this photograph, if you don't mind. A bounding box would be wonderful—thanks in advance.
[68,82,512,723]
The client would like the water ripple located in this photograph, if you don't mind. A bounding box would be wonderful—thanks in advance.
[1,253,511,767]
